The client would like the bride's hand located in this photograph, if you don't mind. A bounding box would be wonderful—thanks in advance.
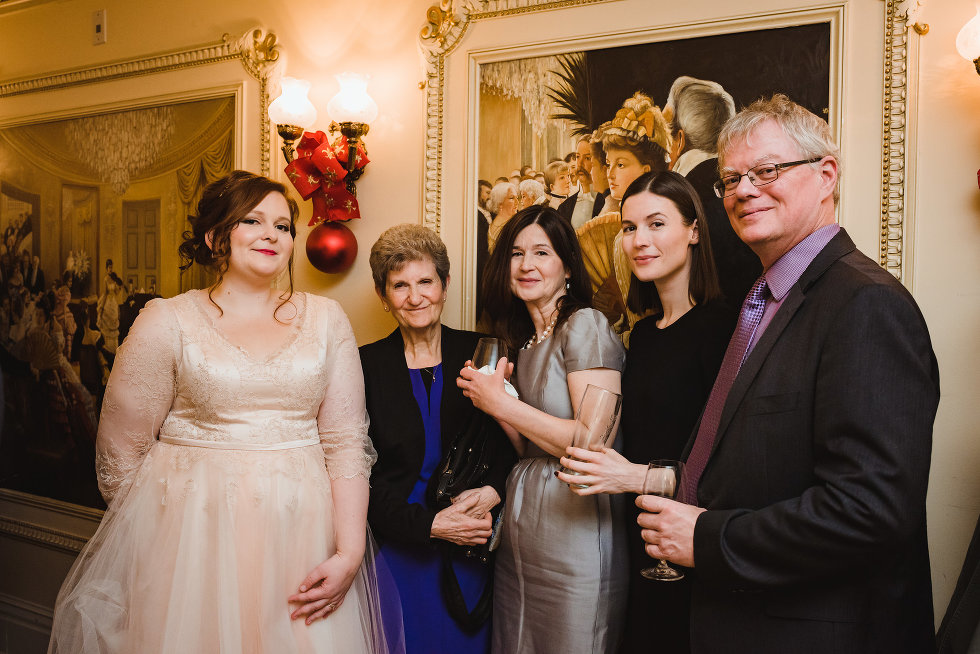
[288,550,362,625]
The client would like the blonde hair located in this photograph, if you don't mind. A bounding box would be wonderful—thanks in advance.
[717,94,841,205]
[598,92,671,171]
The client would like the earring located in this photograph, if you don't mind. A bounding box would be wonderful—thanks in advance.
[383,305,390,312]
[565,280,571,290]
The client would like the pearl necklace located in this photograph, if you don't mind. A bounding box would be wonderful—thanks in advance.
[523,312,559,349]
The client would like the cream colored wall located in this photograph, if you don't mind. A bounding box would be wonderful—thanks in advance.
[912,0,980,621]
[0,0,978,641]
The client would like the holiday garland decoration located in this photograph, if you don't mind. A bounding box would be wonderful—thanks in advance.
[283,130,370,226]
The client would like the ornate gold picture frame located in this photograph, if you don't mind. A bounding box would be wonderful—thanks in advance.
[419,0,921,327]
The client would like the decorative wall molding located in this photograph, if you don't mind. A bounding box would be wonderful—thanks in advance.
[0,28,279,176]
[0,515,90,554]
[0,591,53,634]
[0,490,102,554]
[882,0,921,282]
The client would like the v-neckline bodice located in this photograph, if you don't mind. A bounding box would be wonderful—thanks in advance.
[188,289,307,363]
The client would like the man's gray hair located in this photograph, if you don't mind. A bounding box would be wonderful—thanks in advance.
[519,179,546,204]
[665,76,735,154]
[717,94,842,205]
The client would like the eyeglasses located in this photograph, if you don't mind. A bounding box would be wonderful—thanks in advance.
[712,158,823,198]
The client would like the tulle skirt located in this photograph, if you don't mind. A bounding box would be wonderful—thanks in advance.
[49,441,399,654]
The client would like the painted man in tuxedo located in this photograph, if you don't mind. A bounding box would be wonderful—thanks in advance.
[637,95,940,653]
[558,136,597,228]
[664,75,760,305]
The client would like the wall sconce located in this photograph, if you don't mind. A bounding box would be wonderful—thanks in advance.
[957,6,980,75]
[268,77,317,163]
[269,73,378,274]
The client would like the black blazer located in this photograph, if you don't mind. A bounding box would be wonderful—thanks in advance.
[688,229,940,654]
[361,325,516,547]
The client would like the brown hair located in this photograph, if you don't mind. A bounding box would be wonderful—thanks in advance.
[178,170,299,320]
[369,223,450,294]
[619,171,721,314]
[480,206,591,351]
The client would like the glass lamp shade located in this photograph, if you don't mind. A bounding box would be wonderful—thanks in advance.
[957,6,980,62]
[268,77,317,127]
[327,73,379,124]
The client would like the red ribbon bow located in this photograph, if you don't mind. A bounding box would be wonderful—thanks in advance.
[284,131,370,225]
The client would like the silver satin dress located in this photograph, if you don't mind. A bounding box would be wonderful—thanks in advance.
[492,308,628,654]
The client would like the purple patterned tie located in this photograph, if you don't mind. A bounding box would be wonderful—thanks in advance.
[679,276,768,505]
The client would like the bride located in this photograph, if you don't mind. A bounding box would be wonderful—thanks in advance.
[49,171,398,654]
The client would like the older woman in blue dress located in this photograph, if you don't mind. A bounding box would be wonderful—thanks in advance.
[458,206,628,653]
[361,224,516,654]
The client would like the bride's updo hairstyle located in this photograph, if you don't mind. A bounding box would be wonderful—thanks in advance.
[179,170,299,318]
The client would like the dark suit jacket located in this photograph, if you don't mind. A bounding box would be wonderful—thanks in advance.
[361,325,516,547]
[557,191,578,221]
[688,229,940,654]
[25,265,45,295]
[685,157,761,305]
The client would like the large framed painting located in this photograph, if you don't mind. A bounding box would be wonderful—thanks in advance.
[418,0,922,328]
[0,29,280,547]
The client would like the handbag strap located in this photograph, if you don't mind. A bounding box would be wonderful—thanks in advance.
[439,542,494,633]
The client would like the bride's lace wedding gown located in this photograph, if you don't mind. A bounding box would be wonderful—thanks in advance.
[49,290,391,654]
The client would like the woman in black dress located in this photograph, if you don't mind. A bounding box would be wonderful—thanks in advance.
[557,171,738,653]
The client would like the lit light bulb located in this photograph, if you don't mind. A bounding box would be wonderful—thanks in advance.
[268,77,318,127]
[956,5,980,63]
[327,73,379,124]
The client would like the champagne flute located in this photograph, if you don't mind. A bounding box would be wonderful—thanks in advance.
[562,384,622,489]
[472,337,507,373]
[639,460,685,581]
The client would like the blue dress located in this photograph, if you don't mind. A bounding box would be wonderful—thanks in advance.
[379,364,491,654]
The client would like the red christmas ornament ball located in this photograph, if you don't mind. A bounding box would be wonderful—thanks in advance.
[306,221,358,274]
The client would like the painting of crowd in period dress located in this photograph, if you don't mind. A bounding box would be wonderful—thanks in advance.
[0,96,234,509]
[475,22,830,330]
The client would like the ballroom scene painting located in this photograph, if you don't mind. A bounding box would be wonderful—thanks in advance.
[475,22,830,328]
[0,96,234,509]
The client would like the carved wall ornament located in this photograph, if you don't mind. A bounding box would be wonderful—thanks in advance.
[882,0,924,282]
[417,0,612,234]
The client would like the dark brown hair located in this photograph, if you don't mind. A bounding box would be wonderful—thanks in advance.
[619,171,721,314]
[178,170,299,319]
[480,206,592,351]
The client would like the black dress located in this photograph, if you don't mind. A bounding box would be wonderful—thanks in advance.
[618,300,737,654]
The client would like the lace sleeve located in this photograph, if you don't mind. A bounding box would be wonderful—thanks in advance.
[96,298,179,506]
[316,299,376,480]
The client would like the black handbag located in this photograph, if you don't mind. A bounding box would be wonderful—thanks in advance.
[428,408,494,507]
[426,408,501,631]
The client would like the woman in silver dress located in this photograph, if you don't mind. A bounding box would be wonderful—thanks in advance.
[458,206,628,653]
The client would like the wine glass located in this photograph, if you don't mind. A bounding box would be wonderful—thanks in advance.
[472,337,507,373]
[562,384,622,489]
[639,459,685,581]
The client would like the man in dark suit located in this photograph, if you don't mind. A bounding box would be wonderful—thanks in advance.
[637,95,940,653]
[24,255,45,296]
[665,75,761,305]
[558,137,598,228]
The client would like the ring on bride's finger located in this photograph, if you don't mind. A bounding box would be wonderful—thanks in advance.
[326,603,335,611]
